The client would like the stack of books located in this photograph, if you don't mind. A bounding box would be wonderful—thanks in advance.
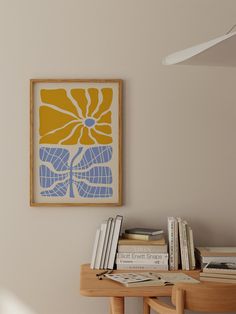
[115,228,168,270]
[195,247,236,269]
[90,215,123,270]
[168,217,196,270]
[200,261,236,283]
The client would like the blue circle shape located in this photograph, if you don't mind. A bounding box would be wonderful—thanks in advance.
[84,118,95,127]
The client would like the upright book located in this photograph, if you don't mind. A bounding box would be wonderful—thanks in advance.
[107,215,123,269]
[90,227,101,269]
[94,220,108,269]
[168,217,179,270]
[104,218,115,269]
[100,217,113,269]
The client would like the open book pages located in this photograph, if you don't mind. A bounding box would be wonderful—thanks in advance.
[105,272,199,287]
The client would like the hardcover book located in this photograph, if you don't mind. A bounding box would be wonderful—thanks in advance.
[196,247,236,257]
[203,262,236,274]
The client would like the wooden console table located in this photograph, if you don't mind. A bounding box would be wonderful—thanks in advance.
[80,264,200,314]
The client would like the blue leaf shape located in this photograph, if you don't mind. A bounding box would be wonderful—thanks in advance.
[73,181,113,198]
[41,180,69,197]
[39,165,69,188]
[73,146,112,170]
[40,147,70,171]
[73,166,112,184]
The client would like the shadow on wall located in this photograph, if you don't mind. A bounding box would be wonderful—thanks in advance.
[0,289,37,314]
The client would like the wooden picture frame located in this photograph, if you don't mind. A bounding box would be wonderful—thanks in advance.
[30,79,122,206]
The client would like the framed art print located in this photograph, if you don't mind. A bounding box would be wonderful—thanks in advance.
[30,79,122,206]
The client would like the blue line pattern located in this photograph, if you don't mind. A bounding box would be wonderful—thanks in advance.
[41,180,70,197]
[73,166,112,184]
[40,165,68,188]
[73,181,113,198]
[39,146,113,198]
[73,146,112,170]
[40,147,70,171]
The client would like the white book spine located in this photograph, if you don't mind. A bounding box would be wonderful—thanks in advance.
[178,218,186,270]
[107,216,123,269]
[104,219,115,269]
[168,217,175,270]
[116,253,168,260]
[182,221,190,270]
[174,218,179,270]
[90,228,101,269]
[94,221,107,269]
[118,245,168,253]
[116,253,168,264]
[116,264,169,270]
[100,218,112,269]
[185,224,192,270]
[189,227,196,269]
[116,259,168,265]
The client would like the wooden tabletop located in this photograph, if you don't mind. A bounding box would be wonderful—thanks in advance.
[80,264,201,297]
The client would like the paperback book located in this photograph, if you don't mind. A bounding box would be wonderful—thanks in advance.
[116,264,169,270]
[122,233,164,241]
[118,244,168,253]
[125,228,164,236]
[105,272,199,287]
[118,238,166,246]
[196,247,236,257]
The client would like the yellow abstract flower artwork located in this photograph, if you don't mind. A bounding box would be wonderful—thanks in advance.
[39,88,113,145]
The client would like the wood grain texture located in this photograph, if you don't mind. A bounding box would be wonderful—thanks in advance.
[80,264,200,297]
[30,79,122,207]
[110,297,124,314]
[145,282,236,314]
[144,297,176,314]
[172,282,236,312]
[175,288,184,314]
[143,298,150,314]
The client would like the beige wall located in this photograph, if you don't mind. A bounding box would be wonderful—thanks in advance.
[0,0,236,313]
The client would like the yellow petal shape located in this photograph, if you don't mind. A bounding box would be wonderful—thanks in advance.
[40,121,79,144]
[93,88,113,119]
[95,124,112,134]
[71,89,88,118]
[61,124,83,145]
[39,106,77,136]
[96,111,112,124]
[80,126,95,145]
[87,88,99,117]
[90,128,112,144]
[41,89,80,118]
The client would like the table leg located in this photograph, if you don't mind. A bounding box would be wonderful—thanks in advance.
[143,298,150,314]
[110,297,124,314]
